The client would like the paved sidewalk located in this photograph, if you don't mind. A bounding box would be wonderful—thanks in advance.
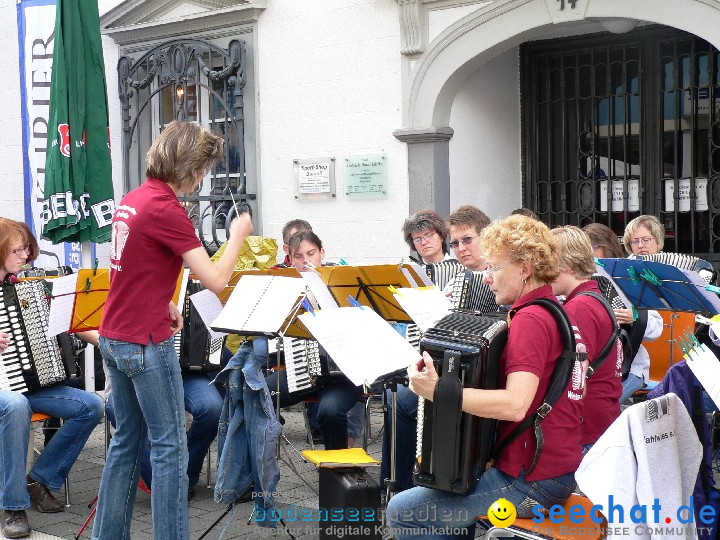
[12,402,386,540]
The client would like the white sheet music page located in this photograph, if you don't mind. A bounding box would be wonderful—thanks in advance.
[210,275,306,335]
[189,289,227,339]
[686,344,720,409]
[299,306,420,386]
[300,271,338,309]
[407,263,433,287]
[47,273,79,336]
[393,287,452,332]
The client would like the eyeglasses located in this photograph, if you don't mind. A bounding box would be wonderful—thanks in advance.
[484,261,513,277]
[412,231,436,245]
[449,235,478,249]
[629,236,655,246]
[10,246,30,257]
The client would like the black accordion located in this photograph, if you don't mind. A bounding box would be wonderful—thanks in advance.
[414,312,507,493]
[0,281,74,393]
[174,280,224,373]
[450,270,501,314]
[283,337,323,393]
[424,260,463,290]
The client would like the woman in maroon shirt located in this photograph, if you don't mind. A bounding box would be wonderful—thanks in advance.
[552,226,622,451]
[387,215,583,540]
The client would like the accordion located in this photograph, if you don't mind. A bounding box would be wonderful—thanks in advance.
[450,270,501,313]
[414,312,507,493]
[18,266,74,278]
[283,337,323,393]
[0,281,73,393]
[174,280,224,373]
[425,260,464,290]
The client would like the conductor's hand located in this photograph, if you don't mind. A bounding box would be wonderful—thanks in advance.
[169,302,183,335]
[0,332,9,352]
[408,351,439,401]
[229,212,253,240]
[613,308,635,325]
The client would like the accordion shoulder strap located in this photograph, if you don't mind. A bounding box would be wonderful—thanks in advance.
[431,350,464,487]
[575,290,620,378]
[492,298,582,473]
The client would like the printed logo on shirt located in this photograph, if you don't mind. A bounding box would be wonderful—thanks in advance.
[568,326,586,401]
[110,221,130,272]
[644,395,670,423]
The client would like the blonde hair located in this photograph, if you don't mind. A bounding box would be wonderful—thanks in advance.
[622,215,664,254]
[146,121,224,192]
[479,215,560,283]
[552,226,596,280]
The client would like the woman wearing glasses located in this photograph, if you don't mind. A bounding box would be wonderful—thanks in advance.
[0,218,103,538]
[401,210,453,265]
[616,215,663,403]
[387,215,585,539]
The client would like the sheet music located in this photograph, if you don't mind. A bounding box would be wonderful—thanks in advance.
[299,306,420,386]
[211,275,306,335]
[407,263,433,287]
[189,289,227,339]
[47,273,79,336]
[300,271,338,309]
[392,287,453,332]
[680,269,720,314]
[686,344,720,409]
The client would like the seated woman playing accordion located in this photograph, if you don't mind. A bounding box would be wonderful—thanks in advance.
[387,215,586,540]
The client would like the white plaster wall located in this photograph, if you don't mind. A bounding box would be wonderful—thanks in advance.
[0,2,26,222]
[448,46,521,219]
[256,0,409,265]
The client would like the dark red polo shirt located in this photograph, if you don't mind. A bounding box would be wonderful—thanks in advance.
[100,178,200,345]
[494,285,584,481]
[564,281,622,445]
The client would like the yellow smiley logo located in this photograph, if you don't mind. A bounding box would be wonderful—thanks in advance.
[487,498,517,528]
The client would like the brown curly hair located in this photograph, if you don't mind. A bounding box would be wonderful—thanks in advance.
[479,215,560,284]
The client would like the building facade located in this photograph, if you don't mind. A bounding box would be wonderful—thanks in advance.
[1,0,720,264]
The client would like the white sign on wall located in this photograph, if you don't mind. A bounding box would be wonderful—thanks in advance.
[293,158,336,201]
[599,179,640,212]
[664,177,708,212]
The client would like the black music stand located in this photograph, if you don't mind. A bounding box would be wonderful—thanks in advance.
[206,274,310,538]
[598,257,720,366]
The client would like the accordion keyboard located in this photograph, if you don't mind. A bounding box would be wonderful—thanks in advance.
[283,337,321,393]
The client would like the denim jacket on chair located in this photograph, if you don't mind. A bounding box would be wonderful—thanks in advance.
[213,341,282,528]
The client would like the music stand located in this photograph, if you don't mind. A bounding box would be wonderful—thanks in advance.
[598,257,720,366]
[307,265,423,506]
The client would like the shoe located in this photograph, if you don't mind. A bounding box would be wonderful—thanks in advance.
[188,487,196,502]
[26,478,64,513]
[2,510,31,538]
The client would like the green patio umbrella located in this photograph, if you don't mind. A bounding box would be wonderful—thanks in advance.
[43,0,114,244]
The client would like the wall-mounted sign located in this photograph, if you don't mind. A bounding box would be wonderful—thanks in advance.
[294,158,336,201]
[664,177,708,212]
[344,154,388,198]
[599,179,640,212]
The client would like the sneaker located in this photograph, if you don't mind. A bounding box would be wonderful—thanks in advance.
[2,510,31,538]
[26,478,64,513]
